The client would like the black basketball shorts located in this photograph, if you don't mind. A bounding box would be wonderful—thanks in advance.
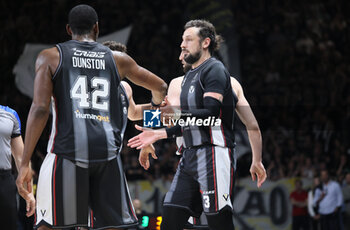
[35,153,138,229]
[163,145,236,217]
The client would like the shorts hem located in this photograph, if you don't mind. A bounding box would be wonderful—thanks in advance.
[34,220,138,229]
[34,220,88,229]
[204,205,233,216]
[92,222,139,230]
[163,203,201,218]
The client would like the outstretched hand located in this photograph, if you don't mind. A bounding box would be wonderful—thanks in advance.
[139,144,157,170]
[127,125,166,149]
[250,161,267,188]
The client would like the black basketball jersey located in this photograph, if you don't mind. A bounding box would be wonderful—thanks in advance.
[47,40,128,163]
[180,57,237,148]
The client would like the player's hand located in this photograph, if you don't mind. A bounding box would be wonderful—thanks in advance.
[250,161,267,188]
[128,125,166,149]
[139,144,157,170]
[16,164,36,216]
[25,192,36,217]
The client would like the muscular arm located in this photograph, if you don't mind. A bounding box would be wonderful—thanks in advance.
[16,47,57,216]
[11,136,24,171]
[120,81,151,121]
[114,52,167,105]
[232,77,266,187]
[232,78,262,163]
[21,48,57,166]
[167,77,183,106]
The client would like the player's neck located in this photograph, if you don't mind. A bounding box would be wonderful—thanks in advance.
[192,52,211,69]
[71,33,97,42]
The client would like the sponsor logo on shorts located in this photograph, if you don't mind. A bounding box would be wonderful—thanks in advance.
[200,190,215,195]
[40,209,46,217]
[223,193,229,201]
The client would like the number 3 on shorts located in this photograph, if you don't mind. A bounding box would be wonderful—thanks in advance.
[203,195,210,208]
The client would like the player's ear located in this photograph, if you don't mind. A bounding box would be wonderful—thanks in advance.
[66,24,72,36]
[93,22,99,37]
[202,37,211,49]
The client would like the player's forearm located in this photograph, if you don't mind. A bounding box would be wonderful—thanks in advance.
[130,103,152,121]
[21,104,50,166]
[151,82,167,105]
[248,129,262,162]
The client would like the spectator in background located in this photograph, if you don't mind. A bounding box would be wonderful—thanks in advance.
[290,179,309,230]
[342,173,350,228]
[308,176,321,230]
[313,170,343,230]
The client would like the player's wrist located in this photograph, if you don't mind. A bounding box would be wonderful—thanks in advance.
[156,129,167,139]
[151,98,162,107]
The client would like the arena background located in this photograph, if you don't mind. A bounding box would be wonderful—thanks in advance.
[1,0,349,229]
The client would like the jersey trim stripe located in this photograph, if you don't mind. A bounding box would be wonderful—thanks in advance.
[52,45,63,80]
[47,97,58,153]
[229,148,234,195]
[90,210,94,228]
[211,146,218,211]
[219,109,227,146]
[53,155,58,226]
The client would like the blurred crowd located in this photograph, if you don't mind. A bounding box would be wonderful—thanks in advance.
[0,0,349,194]
[1,0,350,229]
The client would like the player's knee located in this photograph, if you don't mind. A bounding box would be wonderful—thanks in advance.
[206,209,235,230]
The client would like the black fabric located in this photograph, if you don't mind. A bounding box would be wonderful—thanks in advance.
[179,57,236,148]
[292,215,309,230]
[165,124,182,138]
[0,172,17,230]
[320,212,340,230]
[205,209,235,230]
[200,61,229,95]
[161,206,191,230]
[52,40,124,162]
[180,96,222,120]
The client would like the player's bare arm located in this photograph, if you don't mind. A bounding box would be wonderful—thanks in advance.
[231,77,266,187]
[113,51,167,105]
[120,81,152,121]
[16,47,58,215]
[167,76,183,106]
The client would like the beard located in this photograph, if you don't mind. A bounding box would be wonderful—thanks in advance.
[184,49,201,65]
[183,63,192,73]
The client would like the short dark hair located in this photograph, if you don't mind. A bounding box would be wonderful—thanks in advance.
[184,19,223,54]
[68,4,98,35]
[102,41,127,53]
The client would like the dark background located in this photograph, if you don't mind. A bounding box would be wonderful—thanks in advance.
[1,0,349,184]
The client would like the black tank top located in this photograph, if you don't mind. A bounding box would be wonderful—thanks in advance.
[47,40,128,163]
[180,57,237,148]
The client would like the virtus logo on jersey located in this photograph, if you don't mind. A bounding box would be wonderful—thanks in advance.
[143,109,161,127]
[74,110,110,122]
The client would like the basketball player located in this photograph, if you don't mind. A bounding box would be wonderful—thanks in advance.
[102,40,157,166]
[16,4,167,230]
[128,20,266,230]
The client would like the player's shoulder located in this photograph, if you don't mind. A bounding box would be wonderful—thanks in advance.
[169,76,184,86]
[120,81,132,98]
[111,50,131,62]
[36,47,60,67]
[39,47,59,58]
